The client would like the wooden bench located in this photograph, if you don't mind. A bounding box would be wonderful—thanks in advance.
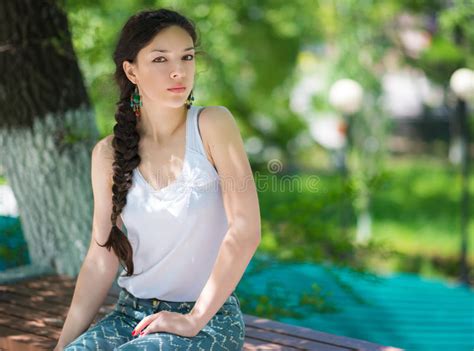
[0,274,402,350]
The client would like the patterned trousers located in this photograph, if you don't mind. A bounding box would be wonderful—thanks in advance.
[64,287,245,350]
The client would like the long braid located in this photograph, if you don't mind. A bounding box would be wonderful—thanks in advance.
[97,84,141,276]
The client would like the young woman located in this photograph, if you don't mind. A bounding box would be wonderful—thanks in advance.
[55,8,261,350]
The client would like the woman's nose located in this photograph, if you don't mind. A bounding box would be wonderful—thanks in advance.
[170,65,185,78]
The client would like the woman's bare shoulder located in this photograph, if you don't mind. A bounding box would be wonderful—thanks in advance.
[92,134,115,164]
[91,135,115,186]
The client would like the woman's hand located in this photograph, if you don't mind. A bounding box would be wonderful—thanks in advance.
[132,310,203,338]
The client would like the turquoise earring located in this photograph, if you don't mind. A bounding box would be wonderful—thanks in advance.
[130,85,142,118]
[185,90,195,109]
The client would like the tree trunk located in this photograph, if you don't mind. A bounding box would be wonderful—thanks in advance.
[0,0,99,277]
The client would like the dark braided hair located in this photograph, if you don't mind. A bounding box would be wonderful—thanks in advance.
[96,8,200,276]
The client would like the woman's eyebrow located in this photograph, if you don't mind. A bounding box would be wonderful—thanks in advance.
[150,47,195,53]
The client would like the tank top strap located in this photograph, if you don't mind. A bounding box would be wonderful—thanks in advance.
[187,105,207,157]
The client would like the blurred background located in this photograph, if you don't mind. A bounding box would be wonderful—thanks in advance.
[1,0,473,350]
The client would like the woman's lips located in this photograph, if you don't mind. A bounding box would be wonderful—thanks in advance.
[168,87,186,93]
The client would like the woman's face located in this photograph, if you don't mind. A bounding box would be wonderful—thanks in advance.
[124,25,195,107]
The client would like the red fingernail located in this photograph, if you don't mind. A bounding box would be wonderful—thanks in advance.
[140,331,144,335]
[131,330,136,336]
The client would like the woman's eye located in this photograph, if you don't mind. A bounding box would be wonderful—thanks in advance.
[152,55,194,63]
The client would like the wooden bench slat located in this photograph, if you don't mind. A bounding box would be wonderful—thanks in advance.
[0,324,56,350]
[0,303,61,340]
[0,302,64,329]
[245,326,351,351]
[0,291,69,316]
[243,315,394,351]
[242,338,302,350]
[0,302,110,332]
[0,290,117,322]
[0,283,117,307]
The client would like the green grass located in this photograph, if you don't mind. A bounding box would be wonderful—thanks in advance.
[370,155,474,262]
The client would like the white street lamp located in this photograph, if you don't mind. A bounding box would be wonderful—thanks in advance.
[450,68,474,102]
[328,78,364,173]
[329,79,364,115]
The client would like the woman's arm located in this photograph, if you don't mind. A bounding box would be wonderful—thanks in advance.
[189,106,261,329]
[55,135,121,349]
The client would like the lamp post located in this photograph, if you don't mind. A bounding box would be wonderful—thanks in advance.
[329,79,364,233]
[449,67,474,285]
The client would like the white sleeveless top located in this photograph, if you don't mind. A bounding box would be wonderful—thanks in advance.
[117,105,228,301]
